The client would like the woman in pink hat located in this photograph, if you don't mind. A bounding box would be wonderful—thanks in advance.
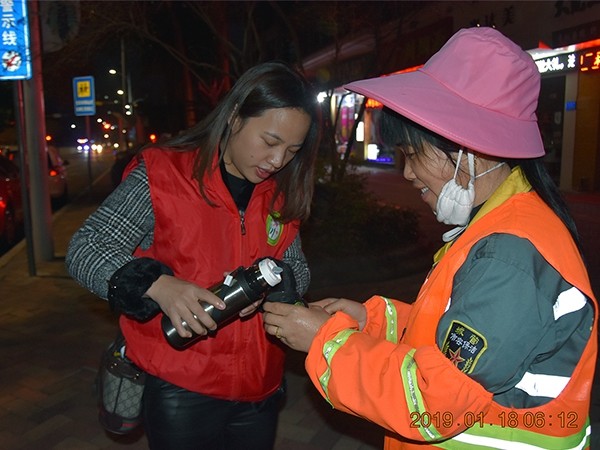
[262,27,597,449]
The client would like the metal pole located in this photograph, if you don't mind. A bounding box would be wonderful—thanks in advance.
[23,0,54,262]
[120,37,129,149]
[13,80,36,276]
[86,115,92,193]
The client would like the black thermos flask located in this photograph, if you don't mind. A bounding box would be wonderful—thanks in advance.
[161,258,282,349]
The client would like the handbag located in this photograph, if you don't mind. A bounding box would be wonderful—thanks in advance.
[95,331,146,434]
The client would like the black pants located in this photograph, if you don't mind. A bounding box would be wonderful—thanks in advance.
[142,374,284,450]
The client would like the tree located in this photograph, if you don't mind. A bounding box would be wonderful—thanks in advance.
[42,1,309,135]
[289,1,425,182]
[41,0,431,186]
[40,1,425,265]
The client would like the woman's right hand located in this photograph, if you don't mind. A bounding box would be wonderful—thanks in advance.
[311,298,368,331]
[145,275,226,338]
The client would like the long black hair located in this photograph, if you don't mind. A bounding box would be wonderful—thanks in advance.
[163,61,322,223]
[380,106,582,250]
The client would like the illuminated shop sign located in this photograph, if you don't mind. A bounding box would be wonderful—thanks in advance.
[580,48,600,72]
[534,52,577,74]
[366,98,383,109]
[533,47,600,75]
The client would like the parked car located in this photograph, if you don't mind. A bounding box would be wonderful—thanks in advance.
[0,153,24,249]
[47,145,69,207]
[1,145,69,209]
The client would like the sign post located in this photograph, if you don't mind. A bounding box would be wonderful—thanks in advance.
[73,76,96,116]
[73,76,96,190]
[0,0,36,274]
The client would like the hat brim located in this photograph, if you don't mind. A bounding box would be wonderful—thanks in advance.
[344,70,545,159]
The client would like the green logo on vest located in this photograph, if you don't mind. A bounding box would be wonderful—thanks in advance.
[266,212,283,246]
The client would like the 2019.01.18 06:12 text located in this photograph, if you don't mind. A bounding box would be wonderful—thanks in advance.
[409,411,578,429]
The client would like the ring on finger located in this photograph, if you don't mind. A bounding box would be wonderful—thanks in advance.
[275,326,282,339]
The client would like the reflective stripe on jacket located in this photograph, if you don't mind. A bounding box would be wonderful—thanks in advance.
[121,147,298,401]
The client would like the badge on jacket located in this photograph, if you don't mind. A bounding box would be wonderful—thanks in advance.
[266,212,283,246]
[440,320,487,374]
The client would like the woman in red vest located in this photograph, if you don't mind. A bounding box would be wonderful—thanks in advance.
[67,62,321,449]
[263,28,597,449]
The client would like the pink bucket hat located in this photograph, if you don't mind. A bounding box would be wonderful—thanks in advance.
[344,27,545,158]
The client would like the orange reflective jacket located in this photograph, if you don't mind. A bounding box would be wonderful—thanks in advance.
[306,187,596,449]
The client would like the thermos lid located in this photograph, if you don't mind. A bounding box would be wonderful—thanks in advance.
[258,258,283,286]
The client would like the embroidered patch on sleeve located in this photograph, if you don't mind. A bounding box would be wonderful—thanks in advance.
[440,320,487,374]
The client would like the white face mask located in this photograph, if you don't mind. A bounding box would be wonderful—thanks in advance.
[435,150,506,227]
[435,149,475,226]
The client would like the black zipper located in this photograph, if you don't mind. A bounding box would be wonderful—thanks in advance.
[239,209,246,235]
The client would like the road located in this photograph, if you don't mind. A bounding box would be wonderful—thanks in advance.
[60,146,116,198]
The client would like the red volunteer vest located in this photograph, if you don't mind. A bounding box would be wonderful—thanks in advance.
[120,148,298,401]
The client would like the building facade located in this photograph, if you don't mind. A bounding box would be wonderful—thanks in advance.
[304,1,600,192]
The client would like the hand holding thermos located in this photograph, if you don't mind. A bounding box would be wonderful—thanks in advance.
[162,258,304,349]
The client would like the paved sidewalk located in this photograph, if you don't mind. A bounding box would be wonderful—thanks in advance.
[0,170,390,450]
[0,164,598,450]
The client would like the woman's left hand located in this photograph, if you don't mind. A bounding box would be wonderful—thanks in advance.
[262,302,332,352]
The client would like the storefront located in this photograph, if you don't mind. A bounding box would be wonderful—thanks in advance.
[533,41,600,192]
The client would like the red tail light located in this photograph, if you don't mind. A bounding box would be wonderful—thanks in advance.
[49,169,58,177]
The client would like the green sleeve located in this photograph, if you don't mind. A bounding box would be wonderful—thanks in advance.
[436,233,592,407]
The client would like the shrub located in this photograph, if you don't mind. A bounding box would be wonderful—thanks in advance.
[301,171,419,260]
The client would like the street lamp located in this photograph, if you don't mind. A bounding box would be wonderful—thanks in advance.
[107,38,144,147]
[108,65,132,150]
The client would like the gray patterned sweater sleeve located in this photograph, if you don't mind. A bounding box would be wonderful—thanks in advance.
[283,234,310,297]
[65,162,154,300]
